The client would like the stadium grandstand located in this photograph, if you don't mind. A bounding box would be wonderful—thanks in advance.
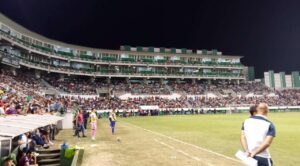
[0,13,247,81]
[1,11,300,166]
[1,12,300,111]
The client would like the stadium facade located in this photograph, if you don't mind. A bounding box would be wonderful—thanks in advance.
[264,70,300,89]
[0,13,250,82]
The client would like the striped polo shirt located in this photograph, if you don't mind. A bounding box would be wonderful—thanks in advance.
[242,115,276,158]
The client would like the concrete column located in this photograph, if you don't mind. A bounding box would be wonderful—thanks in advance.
[143,78,148,84]
[192,79,196,84]
[207,79,212,84]
[35,70,41,79]
[106,77,111,84]
[90,77,95,83]
[59,74,65,80]
[10,67,16,76]
[160,78,164,84]
[126,78,130,84]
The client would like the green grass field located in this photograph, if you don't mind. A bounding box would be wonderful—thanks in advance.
[56,112,300,166]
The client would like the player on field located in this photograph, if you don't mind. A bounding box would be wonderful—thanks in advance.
[90,108,97,140]
[109,109,117,135]
[240,103,276,166]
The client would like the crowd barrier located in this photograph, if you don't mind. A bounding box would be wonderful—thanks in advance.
[95,106,300,113]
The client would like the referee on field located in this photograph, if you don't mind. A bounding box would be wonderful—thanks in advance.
[240,103,276,166]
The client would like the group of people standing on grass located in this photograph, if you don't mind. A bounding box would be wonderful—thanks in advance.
[73,108,117,140]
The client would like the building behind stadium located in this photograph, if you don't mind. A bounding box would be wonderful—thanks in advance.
[264,71,300,89]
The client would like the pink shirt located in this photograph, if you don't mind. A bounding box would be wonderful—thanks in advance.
[77,113,84,124]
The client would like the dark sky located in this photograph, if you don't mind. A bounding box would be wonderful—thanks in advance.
[1,0,300,77]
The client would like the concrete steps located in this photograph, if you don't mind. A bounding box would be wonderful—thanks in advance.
[38,152,60,158]
[37,149,61,166]
[39,164,60,166]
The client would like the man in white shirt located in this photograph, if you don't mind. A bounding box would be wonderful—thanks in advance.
[240,103,276,166]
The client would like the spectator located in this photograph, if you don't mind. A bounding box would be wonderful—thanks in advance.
[18,150,38,166]
[5,104,17,115]
[0,105,5,115]
[41,126,54,145]
[2,155,16,166]
[76,109,86,138]
[83,110,89,129]
[31,130,50,148]
[18,133,31,153]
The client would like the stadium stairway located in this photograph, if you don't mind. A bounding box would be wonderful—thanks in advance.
[184,98,193,108]
[213,91,223,97]
[36,148,61,166]
[239,90,248,97]
[40,79,53,89]
[114,91,127,97]
[40,79,63,94]
[228,89,237,97]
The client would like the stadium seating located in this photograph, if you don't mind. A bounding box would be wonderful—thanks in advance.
[1,66,300,112]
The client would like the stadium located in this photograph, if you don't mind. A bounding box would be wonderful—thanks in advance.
[0,1,300,166]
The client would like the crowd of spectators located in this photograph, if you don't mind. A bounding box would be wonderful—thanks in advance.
[2,125,58,166]
[187,95,300,108]
[129,83,171,95]
[0,69,66,166]
[1,66,300,165]
[40,75,294,110]
[43,75,274,96]
[0,73,69,115]
[43,75,99,95]
[1,67,300,112]
[57,91,299,111]
[171,81,274,95]
[45,77,173,95]
[63,96,188,110]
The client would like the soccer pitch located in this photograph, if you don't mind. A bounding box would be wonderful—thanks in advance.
[57,112,300,166]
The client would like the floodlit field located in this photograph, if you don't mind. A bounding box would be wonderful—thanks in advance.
[56,112,300,166]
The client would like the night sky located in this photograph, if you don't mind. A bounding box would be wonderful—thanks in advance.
[1,0,300,77]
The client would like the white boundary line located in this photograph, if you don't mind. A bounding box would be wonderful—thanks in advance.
[123,122,243,164]
[154,139,214,166]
